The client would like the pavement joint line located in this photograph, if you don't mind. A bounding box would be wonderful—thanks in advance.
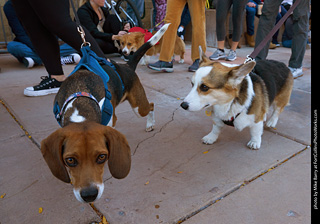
[0,98,40,148]
[174,146,309,224]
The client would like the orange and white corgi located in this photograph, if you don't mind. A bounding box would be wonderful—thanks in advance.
[115,31,185,65]
[180,48,293,149]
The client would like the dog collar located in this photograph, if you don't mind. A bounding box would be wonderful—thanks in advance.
[54,92,99,126]
[222,113,241,127]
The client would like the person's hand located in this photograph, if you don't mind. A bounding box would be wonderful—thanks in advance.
[118,31,127,36]
[247,2,256,7]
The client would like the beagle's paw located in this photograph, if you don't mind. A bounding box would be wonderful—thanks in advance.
[146,111,155,132]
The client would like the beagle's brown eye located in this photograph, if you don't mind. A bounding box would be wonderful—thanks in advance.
[65,157,78,167]
[97,154,107,164]
[127,43,132,46]
[200,84,209,92]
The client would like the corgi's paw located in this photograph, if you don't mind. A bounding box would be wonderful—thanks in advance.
[202,133,218,145]
[247,139,261,150]
[266,116,279,128]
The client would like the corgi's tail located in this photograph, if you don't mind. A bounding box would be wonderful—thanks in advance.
[127,23,170,71]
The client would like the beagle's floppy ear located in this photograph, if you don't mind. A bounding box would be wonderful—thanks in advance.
[104,127,131,179]
[199,46,210,65]
[40,129,70,183]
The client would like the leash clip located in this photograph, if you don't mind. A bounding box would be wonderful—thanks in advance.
[244,55,255,64]
[77,25,91,48]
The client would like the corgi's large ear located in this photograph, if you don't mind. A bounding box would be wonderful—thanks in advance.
[199,46,210,65]
[228,61,256,87]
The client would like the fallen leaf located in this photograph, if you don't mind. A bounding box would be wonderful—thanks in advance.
[39,207,43,214]
[177,171,183,174]
[145,181,149,185]
[203,151,209,154]
[0,193,6,199]
[102,216,108,224]
[155,204,160,209]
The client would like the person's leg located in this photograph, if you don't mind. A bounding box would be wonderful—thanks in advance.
[188,0,206,62]
[230,0,246,49]
[216,0,232,48]
[289,0,310,69]
[59,43,78,57]
[158,0,186,62]
[12,0,63,78]
[7,41,42,65]
[254,0,282,60]
[95,38,119,54]
[246,6,256,36]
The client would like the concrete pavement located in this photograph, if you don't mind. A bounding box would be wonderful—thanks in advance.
[0,45,311,223]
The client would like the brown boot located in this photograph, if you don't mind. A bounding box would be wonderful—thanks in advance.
[245,32,255,47]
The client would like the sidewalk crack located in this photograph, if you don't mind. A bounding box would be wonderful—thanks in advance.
[133,107,179,156]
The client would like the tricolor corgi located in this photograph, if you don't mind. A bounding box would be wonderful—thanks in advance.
[180,48,293,149]
[115,30,185,65]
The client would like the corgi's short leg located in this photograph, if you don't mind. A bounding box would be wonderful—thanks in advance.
[202,116,224,144]
[266,106,281,128]
[247,121,263,149]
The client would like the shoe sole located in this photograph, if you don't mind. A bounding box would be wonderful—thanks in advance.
[226,57,237,61]
[209,55,226,61]
[24,87,60,97]
[148,65,174,73]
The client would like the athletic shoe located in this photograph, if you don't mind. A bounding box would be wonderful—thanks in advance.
[61,53,81,65]
[289,67,303,79]
[148,60,174,73]
[209,49,226,60]
[22,57,35,68]
[226,50,237,61]
[188,59,200,72]
[24,76,63,97]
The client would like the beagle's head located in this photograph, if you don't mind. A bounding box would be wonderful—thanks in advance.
[181,48,256,111]
[115,32,145,55]
[41,122,131,203]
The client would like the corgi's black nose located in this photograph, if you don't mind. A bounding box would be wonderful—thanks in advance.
[180,102,189,110]
[80,186,98,203]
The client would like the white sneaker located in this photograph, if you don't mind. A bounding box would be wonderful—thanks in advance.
[61,53,81,65]
[22,57,35,68]
[289,67,303,79]
[71,53,81,64]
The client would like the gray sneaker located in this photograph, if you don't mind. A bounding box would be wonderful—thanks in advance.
[209,49,226,60]
[226,50,237,61]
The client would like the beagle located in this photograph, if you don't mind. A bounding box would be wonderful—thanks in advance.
[41,24,170,203]
[115,30,185,65]
[181,48,293,150]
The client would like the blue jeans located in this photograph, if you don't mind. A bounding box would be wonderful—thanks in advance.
[246,3,257,36]
[7,41,77,65]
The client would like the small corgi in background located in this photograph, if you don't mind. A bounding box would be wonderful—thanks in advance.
[115,27,185,65]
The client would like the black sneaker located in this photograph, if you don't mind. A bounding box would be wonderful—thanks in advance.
[188,59,200,72]
[148,60,173,73]
[24,76,63,97]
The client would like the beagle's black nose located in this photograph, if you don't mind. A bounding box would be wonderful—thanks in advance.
[80,186,98,203]
[180,102,189,110]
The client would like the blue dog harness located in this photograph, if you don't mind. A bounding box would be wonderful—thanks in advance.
[53,46,124,126]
